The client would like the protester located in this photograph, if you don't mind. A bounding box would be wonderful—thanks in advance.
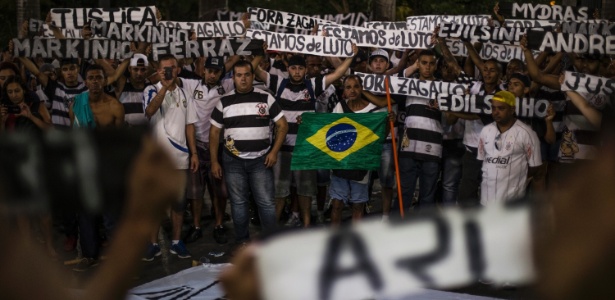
[210,60,288,246]
[143,54,199,260]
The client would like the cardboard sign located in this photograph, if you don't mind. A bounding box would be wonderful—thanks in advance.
[245,29,354,57]
[12,38,133,59]
[49,6,158,29]
[151,38,264,60]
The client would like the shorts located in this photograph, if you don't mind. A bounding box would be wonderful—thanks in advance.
[329,174,370,204]
[273,151,317,198]
[379,142,395,188]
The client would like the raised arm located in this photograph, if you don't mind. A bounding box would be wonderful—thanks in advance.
[463,41,485,76]
[324,43,358,87]
[521,35,560,90]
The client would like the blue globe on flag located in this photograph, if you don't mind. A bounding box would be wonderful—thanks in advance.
[326,123,357,152]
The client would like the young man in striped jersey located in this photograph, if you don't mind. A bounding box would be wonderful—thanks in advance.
[210,60,288,245]
[252,45,358,227]
[477,91,542,205]
[116,54,150,126]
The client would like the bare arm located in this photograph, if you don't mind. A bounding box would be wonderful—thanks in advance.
[209,125,223,179]
[361,90,392,108]
[521,35,560,90]
[544,104,556,144]
[565,90,602,128]
[264,116,289,167]
[17,57,48,87]
[111,99,125,127]
[385,49,411,76]
[437,37,462,76]
[463,41,485,76]
[186,123,199,173]
[324,44,358,87]
[106,59,130,86]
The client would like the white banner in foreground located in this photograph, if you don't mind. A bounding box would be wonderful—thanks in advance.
[246,29,354,57]
[257,202,535,300]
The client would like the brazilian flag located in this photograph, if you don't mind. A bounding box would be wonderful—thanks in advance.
[291,112,387,170]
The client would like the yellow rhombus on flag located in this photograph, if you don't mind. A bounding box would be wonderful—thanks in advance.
[291,112,387,170]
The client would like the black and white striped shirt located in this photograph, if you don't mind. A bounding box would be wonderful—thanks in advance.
[210,88,284,159]
[44,80,88,128]
[119,79,149,126]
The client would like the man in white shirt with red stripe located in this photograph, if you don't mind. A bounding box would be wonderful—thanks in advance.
[478,91,541,205]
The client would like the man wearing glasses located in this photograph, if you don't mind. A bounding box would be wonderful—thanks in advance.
[477,90,541,205]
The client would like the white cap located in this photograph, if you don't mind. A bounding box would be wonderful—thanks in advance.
[369,49,389,63]
[130,54,149,67]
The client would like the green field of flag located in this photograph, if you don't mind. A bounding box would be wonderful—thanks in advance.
[290,112,387,170]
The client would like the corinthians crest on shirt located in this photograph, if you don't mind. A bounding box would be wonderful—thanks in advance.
[256,103,268,117]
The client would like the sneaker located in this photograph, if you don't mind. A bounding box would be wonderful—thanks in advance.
[170,241,191,259]
[72,258,99,272]
[184,226,203,244]
[64,235,77,252]
[142,244,161,261]
[284,214,302,227]
[213,225,228,244]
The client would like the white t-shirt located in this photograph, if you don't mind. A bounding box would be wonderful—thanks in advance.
[143,82,198,169]
[477,120,541,205]
[181,78,234,143]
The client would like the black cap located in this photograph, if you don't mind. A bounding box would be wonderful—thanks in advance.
[205,57,225,70]
[288,55,306,67]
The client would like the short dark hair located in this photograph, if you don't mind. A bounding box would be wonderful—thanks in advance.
[85,64,106,77]
[157,54,177,65]
[418,49,436,59]
[232,60,253,74]
[343,74,363,88]
[0,62,20,77]
[485,59,502,74]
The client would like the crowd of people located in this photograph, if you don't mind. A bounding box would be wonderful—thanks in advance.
[1,8,613,283]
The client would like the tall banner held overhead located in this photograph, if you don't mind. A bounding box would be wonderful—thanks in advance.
[49,6,158,29]
[246,30,354,57]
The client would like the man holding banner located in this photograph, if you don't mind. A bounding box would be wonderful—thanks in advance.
[253,44,358,227]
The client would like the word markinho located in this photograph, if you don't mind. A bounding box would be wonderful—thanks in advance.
[12,38,133,59]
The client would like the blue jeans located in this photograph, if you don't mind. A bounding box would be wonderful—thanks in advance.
[396,157,440,213]
[441,140,464,206]
[222,151,277,243]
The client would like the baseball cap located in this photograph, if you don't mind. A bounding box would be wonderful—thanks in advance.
[205,57,225,70]
[130,54,149,67]
[288,55,306,67]
[492,90,516,107]
[509,73,531,88]
[369,49,389,63]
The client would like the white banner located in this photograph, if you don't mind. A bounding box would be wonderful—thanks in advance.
[89,21,190,43]
[561,71,615,96]
[246,29,354,57]
[323,24,432,49]
[527,31,615,55]
[364,21,407,30]
[258,202,534,300]
[247,7,335,29]
[128,264,228,299]
[355,73,468,99]
[49,6,158,29]
[438,23,526,44]
[561,21,615,35]
[498,2,590,21]
[12,38,133,59]
[158,21,246,38]
[406,15,490,32]
[29,19,83,38]
[445,39,539,63]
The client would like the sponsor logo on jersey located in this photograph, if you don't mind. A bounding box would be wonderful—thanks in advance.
[485,156,511,165]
